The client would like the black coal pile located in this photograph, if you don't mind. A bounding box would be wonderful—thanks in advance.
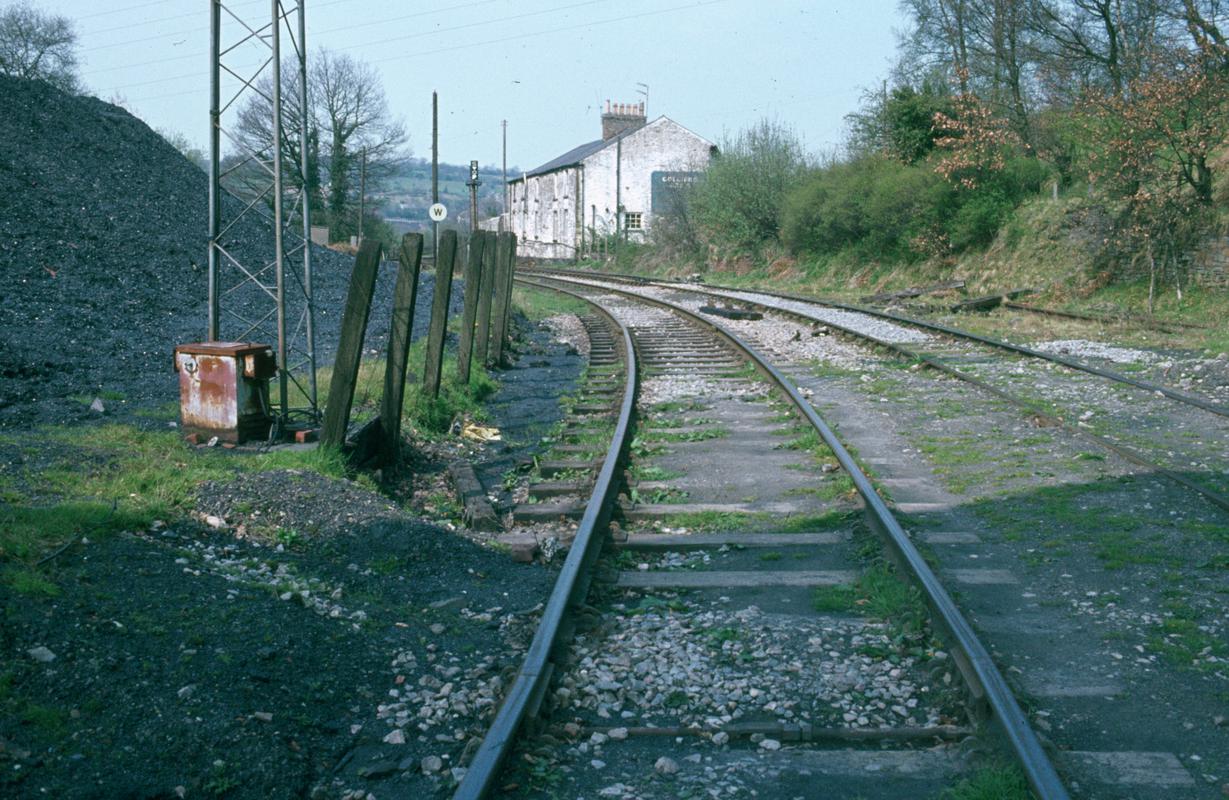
[0,76,446,430]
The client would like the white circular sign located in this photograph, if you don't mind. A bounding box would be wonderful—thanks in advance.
[428,203,448,222]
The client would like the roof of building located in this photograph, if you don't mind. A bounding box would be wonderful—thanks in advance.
[512,116,712,183]
[522,136,610,178]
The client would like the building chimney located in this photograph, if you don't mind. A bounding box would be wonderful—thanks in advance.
[601,98,647,140]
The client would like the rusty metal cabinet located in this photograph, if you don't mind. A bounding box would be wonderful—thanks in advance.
[173,342,276,443]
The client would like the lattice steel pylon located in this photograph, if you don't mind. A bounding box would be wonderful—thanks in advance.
[207,0,317,430]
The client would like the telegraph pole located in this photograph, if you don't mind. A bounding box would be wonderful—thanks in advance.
[501,120,508,229]
[358,147,367,244]
[431,91,439,258]
[467,160,481,233]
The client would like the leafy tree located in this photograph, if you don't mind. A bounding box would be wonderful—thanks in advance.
[884,83,955,163]
[1081,48,1229,304]
[688,119,808,251]
[0,2,78,93]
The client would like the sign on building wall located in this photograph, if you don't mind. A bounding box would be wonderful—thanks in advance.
[651,171,702,213]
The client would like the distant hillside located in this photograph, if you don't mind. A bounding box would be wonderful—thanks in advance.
[378,158,513,233]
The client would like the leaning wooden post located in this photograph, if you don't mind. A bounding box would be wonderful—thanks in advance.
[474,230,497,365]
[377,233,423,463]
[489,232,514,366]
[456,231,486,385]
[500,233,518,353]
[422,229,458,398]
[321,239,383,448]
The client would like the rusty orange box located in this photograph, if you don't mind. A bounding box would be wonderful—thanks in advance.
[173,342,276,443]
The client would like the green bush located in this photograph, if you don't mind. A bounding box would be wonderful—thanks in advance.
[781,155,953,260]
[946,155,1049,249]
[689,119,808,251]
[883,84,953,164]
[782,151,1047,259]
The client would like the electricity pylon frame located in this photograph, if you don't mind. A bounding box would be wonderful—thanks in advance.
[207,0,318,427]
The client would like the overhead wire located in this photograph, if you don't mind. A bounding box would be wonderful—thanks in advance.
[83,0,267,37]
[104,0,728,100]
[82,0,499,76]
[81,0,356,53]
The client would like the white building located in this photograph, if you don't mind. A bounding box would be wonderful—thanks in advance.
[490,102,715,260]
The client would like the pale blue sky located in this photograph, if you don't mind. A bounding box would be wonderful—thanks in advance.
[41,0,906,171]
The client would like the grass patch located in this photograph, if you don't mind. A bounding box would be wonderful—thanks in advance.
[647,427,728,443]
[777,510,857,532]
[938,765,1030,800]
[1,566,61,597]
[277,337,498,437]
[649,400,706,415]
[0,424,352,570]
[812,562,927,635]
[629,464,684,482]
[512,284,591,320]
[659,510,768,531]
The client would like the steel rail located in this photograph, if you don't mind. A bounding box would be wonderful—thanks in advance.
[452,282,638,800]
[529,270,1229,514]
[532,267,1229,419]
[697,282,1229,419]
[530,274,1070,800]
[1001,301,1205,332]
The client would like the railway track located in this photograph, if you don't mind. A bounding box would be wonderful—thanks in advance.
[469,270,1228,799]
[455,280,1069,798]
[528,269,1229,514]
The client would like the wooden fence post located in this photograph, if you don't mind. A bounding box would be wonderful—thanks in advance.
[456,231,486,385]
[489,232,514,366]
[321,239,383,448]
[378,233,423,464]
[501,233,518,355]
[474,230,497,365]
[422,229,458,398]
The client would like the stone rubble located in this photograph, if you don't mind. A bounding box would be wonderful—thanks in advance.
[554,601,951,731]
[542,312,591,357]
[1029,338,1160,364]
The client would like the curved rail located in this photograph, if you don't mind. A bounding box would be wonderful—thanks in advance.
[534,267,1229,418]
[453,283,638,800]
[530,273,1070,800]
[696,283,1229,418]
[527,270,1229,514]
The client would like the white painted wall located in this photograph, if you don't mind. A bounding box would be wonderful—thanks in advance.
[500,116,713,260]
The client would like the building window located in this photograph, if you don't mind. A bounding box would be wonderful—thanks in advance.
[625,212,643,230]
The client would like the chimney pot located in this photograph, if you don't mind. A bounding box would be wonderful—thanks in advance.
[600,99,648,139]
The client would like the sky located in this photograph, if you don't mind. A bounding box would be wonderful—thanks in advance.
[42,0,908,173]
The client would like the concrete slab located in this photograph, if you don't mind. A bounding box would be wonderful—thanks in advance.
[919,531,982,544]
[946,568,1018,585]
[619,532,848,550]
[1060,751,1195,787]
[620,502,807,520]
[894,502,955,514]
[616,569,856,588]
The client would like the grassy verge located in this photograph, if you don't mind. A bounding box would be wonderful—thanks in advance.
[0,424,352,591]
[2,333,501,592]
[512,284,591,320]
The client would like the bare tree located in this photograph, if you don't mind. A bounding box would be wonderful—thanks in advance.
[312,50,406,220]
[0,2,78,93]
[232,48,406,236]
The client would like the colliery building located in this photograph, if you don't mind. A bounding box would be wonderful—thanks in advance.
[491,101,715,260]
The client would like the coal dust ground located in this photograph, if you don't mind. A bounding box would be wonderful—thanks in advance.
[0,76,574,798]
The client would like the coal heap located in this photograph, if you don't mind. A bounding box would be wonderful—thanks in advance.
[0,75,406,429]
